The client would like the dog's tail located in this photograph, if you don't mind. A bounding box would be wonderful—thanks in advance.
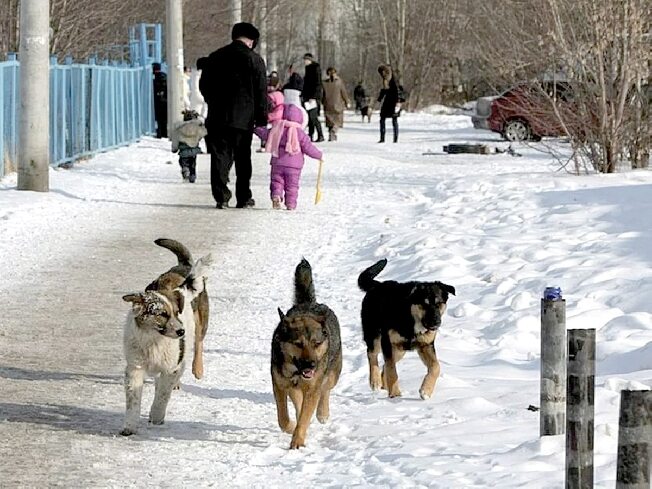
[294,258,316,305]
[181,253,213,297]
[155,238,193,268]
[358,259,388,291]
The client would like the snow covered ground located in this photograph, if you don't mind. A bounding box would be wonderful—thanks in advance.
[0,111,650,488]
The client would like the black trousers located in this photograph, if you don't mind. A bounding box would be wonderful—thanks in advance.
[179,155,196,177]
[154,102,167,138]
[307,104,323,141]
[380,116,399,142]
[207,127,253,205]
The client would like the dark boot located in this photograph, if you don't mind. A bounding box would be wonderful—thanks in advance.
[188,158,197,183]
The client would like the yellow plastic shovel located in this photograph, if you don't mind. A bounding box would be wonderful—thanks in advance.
[314,159,324,204]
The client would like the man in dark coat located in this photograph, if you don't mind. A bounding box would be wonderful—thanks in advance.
[199,22,268,209]
[353,81,367,114]
[152,63,168,138]
[301,53,324,142]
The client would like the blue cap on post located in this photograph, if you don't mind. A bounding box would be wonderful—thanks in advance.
[543,287,562,301]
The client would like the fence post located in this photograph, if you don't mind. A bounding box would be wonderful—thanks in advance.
[0,63,4,176]
[565,328,596,489]
[540,295,566,436]
[616,389,651,488]
[8,52,18,165]
[50,55,59,164]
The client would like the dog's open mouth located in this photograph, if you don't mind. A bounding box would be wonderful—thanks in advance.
[301,369,315,379]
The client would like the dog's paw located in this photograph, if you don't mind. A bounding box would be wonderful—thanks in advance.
[388,388,402,398]
[419,389,431,400]
[370,375,383,392]
[289,435,305,449]
[120,427,136,436]
[316,414,329,424]
[192,363,204,380]
[149,414,165,425]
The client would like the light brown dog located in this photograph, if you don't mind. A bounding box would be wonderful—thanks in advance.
[146,238,210,380]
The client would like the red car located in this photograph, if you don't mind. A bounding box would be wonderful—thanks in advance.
[475,82,572,141]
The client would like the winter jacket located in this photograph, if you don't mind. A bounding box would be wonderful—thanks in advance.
[153,71,167,106]
[322,75,350,114]
[255,104,322,169]
[354,84,367,105]
[378,76,401,118]
[302,62,323,102]
[199,40,268,131]
[171,119,207,153]
[267,91,284,123]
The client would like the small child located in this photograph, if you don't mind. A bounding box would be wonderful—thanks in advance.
[258,72,285,152]
[255,104,322,210]
[171,109,207,183]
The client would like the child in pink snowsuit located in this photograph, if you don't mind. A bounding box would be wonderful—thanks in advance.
[255,104,323,210]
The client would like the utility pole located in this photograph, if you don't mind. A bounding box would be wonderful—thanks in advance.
[230,0,242,26]
[165,0,185,139]
[18,0,50,192]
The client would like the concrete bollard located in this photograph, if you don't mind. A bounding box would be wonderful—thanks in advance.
[565,328,596,489]
[616,389,651,489]
[540,296,566,436]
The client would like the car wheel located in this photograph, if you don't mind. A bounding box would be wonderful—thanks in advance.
[503,119,530,142]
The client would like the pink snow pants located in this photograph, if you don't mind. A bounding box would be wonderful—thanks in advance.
[270,165,302,210]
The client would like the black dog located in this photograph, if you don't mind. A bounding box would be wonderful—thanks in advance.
[358,259,455,399]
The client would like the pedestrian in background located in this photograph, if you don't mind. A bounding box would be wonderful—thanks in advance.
[152,62,168,138]
[302,53,325,143]
[353,81,366,114]
[322,67,350,142]
[199,22,268,209]
[377,64,403,143]
[257,71,284,152]
[171,109,207,183]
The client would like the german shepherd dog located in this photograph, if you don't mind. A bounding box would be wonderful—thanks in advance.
[120,239,211,436]
[358,259,455,400]
[271,259,342,449]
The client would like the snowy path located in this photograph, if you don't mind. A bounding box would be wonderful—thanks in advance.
[1,111,651,488]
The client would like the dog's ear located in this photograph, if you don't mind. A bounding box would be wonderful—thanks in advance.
[437,282,456,296]
[123,293,143,304]
[174,290,185,313]
[277,307,286,322]
[311,314,327,325]
[123,293,145,314]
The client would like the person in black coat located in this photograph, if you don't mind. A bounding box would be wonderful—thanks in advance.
[301,53,324,142]
[353,81,367,113]
[199,22,268,208]
[377,64,403,143]
[152,63,168,138]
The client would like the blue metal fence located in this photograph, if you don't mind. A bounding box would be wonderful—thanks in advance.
[0,54,155,176]
[0,54,19,176]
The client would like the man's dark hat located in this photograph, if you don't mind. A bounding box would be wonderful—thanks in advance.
[152,62,162,71]
[303,53,313,60]
[232,22,260,41]
[284,72,304,92]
